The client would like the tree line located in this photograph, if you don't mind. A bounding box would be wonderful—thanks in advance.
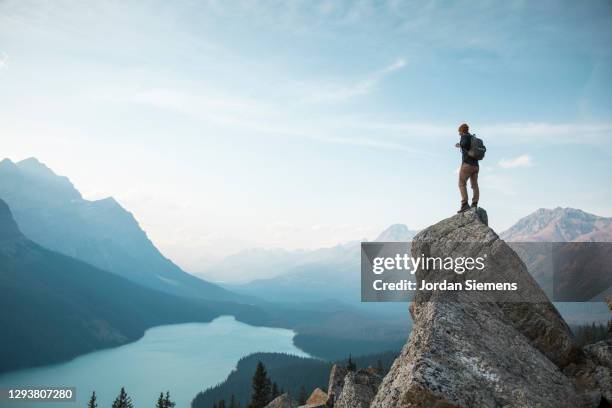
[573,319,611,346]
[86,388,175,408]
[213,354,370,408]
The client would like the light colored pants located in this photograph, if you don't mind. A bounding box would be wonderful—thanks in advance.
[459,163,479,204]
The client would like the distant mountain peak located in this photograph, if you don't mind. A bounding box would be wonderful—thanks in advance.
[17,157,61,178]
[501,207,612,242]
[0,158,18,171]
[1,157,82,201]
[375,224,416,242]
[0,199,23,241]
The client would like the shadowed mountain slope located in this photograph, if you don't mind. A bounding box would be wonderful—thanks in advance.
[0,199,226,373]
[0,157,236,301]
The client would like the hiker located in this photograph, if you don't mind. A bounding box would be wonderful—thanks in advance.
[455,123,485,213]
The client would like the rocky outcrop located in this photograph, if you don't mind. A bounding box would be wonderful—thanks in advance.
[408,208,577,367]
[564,343,612,406]
[584,340,612,369]
[335,369,382,408]
[265,394,299,408]
[297,365,382,408]
[299,388,328,408]
[370,208,609,408]
[327,364,348,406]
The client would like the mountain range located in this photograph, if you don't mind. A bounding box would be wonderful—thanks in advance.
[500,207,612,324]
[0,158,235,301]
[500,207,612,242]
[1,156,609,374]
[0,157,414,370]
[217,224,417,305]
[223,208,611,324]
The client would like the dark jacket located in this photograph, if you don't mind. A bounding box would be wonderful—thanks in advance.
[460,133,479,166]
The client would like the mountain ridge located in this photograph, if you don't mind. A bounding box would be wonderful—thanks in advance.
[0,157,237,301]
[501,207,612,242]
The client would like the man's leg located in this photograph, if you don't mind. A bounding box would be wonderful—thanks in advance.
[470,166,480,206]
[458,164,470,212]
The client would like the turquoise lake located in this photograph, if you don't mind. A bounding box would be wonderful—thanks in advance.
[0,316,310,408]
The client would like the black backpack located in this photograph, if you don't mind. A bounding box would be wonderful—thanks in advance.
[467,134,486,160]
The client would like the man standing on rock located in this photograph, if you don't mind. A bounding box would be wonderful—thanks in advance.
[455,123,481,213]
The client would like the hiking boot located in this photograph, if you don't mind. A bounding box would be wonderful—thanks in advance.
[471,202,478,208]
[457,203,470,213]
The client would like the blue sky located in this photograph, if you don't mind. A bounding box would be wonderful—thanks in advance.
[1,0,611,271]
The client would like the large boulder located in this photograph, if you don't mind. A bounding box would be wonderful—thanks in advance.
[583,340,612,369]
[335,369,382,408]
[265,394,299,408]
[299,388,328,408]
[371,208,585,408]
[564,342,612,406]
[409,208,577,367]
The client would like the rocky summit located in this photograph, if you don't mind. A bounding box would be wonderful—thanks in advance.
[369,208,611,408]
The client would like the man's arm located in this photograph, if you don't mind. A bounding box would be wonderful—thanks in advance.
[459,134,471,150]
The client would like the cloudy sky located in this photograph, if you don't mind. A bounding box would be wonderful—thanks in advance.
[1,0,611,271]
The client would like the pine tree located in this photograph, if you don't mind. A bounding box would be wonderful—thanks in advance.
[164,391,176,408]
[376,359,384,374]
[218,399,226,408]
[213,401,217,408]
[298,385,307,405]
[229,394,237,408]
[347,354,356,372]
[87,391,97,408]
[156,392,165,408]
[271,382,280,399]
[248,361,272,408]
[111,387,133,408]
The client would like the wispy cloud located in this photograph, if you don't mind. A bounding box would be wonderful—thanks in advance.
[93,80,439,157]
[481,123,612,146]
[299,58,407,103]
[0,52,7,70]
[499,154,533,168]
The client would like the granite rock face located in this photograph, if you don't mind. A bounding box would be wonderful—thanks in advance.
[583,340,612,369]
[265,394,299,408]
[299,388,328,408]
[371,208,587,408]
[566,340,612,404]
[335,369,382,408]
[408,208,577,367]
[327,364,348,406]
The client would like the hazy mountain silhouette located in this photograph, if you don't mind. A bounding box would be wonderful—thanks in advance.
[0,198,224,373]
[206,241,361,284]
[0,158,236,301]
[375,224,417,242]
[221,224,416,305]
[203,224,417,284]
